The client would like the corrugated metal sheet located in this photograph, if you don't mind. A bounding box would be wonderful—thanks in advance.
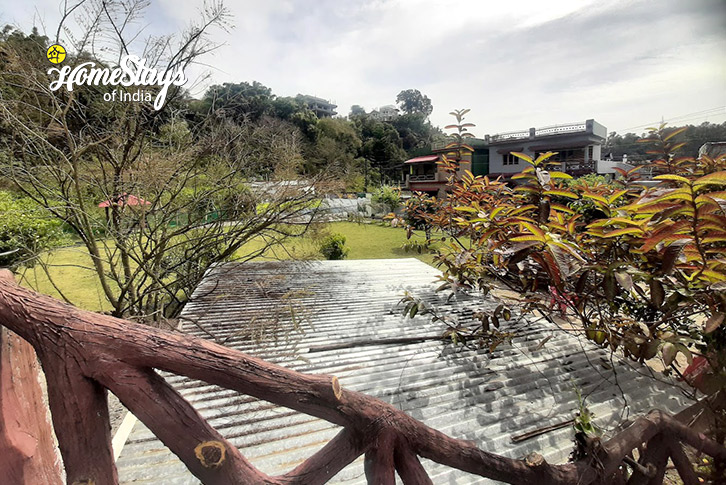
[116,258,691,484]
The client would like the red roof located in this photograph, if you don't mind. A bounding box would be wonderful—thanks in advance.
[404,155,439,164]
[98,193,151,208]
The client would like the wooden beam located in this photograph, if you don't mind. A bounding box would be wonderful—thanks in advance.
[364,431,396,485]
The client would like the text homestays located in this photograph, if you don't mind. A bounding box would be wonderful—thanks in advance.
[47,55,186,110]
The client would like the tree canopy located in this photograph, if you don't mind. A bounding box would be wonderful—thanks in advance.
[605,121,726,161]
[396,88,433,117]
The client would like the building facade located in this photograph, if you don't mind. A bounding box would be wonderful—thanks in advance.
[298,94,338,118]
[487,119,607,177]
[369,105,399,122]
[405,119,607,196]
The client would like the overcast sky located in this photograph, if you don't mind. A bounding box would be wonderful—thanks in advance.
[3,0,725,136]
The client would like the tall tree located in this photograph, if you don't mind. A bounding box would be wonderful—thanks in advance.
[349,104,366,117]
[304,118,361,175]
[200,81,274,122]
[355,116,406,183]
[395,89,433,117]
[604,122,726,161]
[392,113,438,153]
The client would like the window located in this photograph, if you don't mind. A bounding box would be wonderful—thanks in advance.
[535,149,583,163]
[503,153,519,165]
[588,145,594,160]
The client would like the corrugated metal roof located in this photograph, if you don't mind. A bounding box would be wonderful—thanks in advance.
[115,258,691,484]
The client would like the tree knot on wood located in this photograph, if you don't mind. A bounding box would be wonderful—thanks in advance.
[194,441,226,468]
[331,375,343,400]
[524,452,546,468]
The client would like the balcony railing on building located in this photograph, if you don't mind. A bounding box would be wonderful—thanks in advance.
[561,158,595,174]
[535,122,587,137]
[407,173,440,183]
[490,130,530,142]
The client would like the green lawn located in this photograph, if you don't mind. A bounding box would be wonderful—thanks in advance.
[19,221,438,312]
[244,222,436,263]
[20,246,115,312]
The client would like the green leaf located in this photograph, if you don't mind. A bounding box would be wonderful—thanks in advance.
[510,235,545,243]
[602,227,644,238]
[653,188,693,202]
[697,269,726,283]
[654,174,691,184]
[582,193,608,205]
[543,189,579,199]
[511,152,533,164]
[608,189,630,204]
[663,126,687,141]
[662,342,677,366]
[519,221,546,240]
[695,171,726,186]
[548,171,573,180]
[674,343,693,365]
[533,151,557,165]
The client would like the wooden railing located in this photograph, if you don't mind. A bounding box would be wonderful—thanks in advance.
[0,268,723,484]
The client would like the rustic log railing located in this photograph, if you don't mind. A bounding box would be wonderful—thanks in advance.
[0,268,723,485]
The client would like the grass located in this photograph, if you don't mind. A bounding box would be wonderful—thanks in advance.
[244,221,436,264]
[20,246,115,312]
[18,221,438,312]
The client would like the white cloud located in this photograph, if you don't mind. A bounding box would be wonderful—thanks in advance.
[2,0,725,136]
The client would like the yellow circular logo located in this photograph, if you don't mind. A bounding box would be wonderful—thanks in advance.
[46,44,66,64]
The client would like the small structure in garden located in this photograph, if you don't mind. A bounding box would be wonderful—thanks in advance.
[98,193,151,209]
[114,259,691,483]
[98,193,152,227]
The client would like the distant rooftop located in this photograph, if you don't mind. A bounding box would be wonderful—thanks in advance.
[298,94,337,117]
[115,259,690,484]
[489,119,607,144]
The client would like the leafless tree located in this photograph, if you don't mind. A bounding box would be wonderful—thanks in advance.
[0,0,325,320]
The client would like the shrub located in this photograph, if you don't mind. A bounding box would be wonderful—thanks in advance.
[405,114,726,480]
[372,186,401,213]
[406,120,726,386]
[565,174,624,223]
[0,191,68,267]
[319,233,349,260]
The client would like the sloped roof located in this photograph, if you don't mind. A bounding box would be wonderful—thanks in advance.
[404,155,439,164]
[115,259,690,484]
[98,193,150,208]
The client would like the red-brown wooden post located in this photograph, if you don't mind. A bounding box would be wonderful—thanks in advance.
[394,440,433,485]
[364,430,396,485]
[0,289,63,485]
